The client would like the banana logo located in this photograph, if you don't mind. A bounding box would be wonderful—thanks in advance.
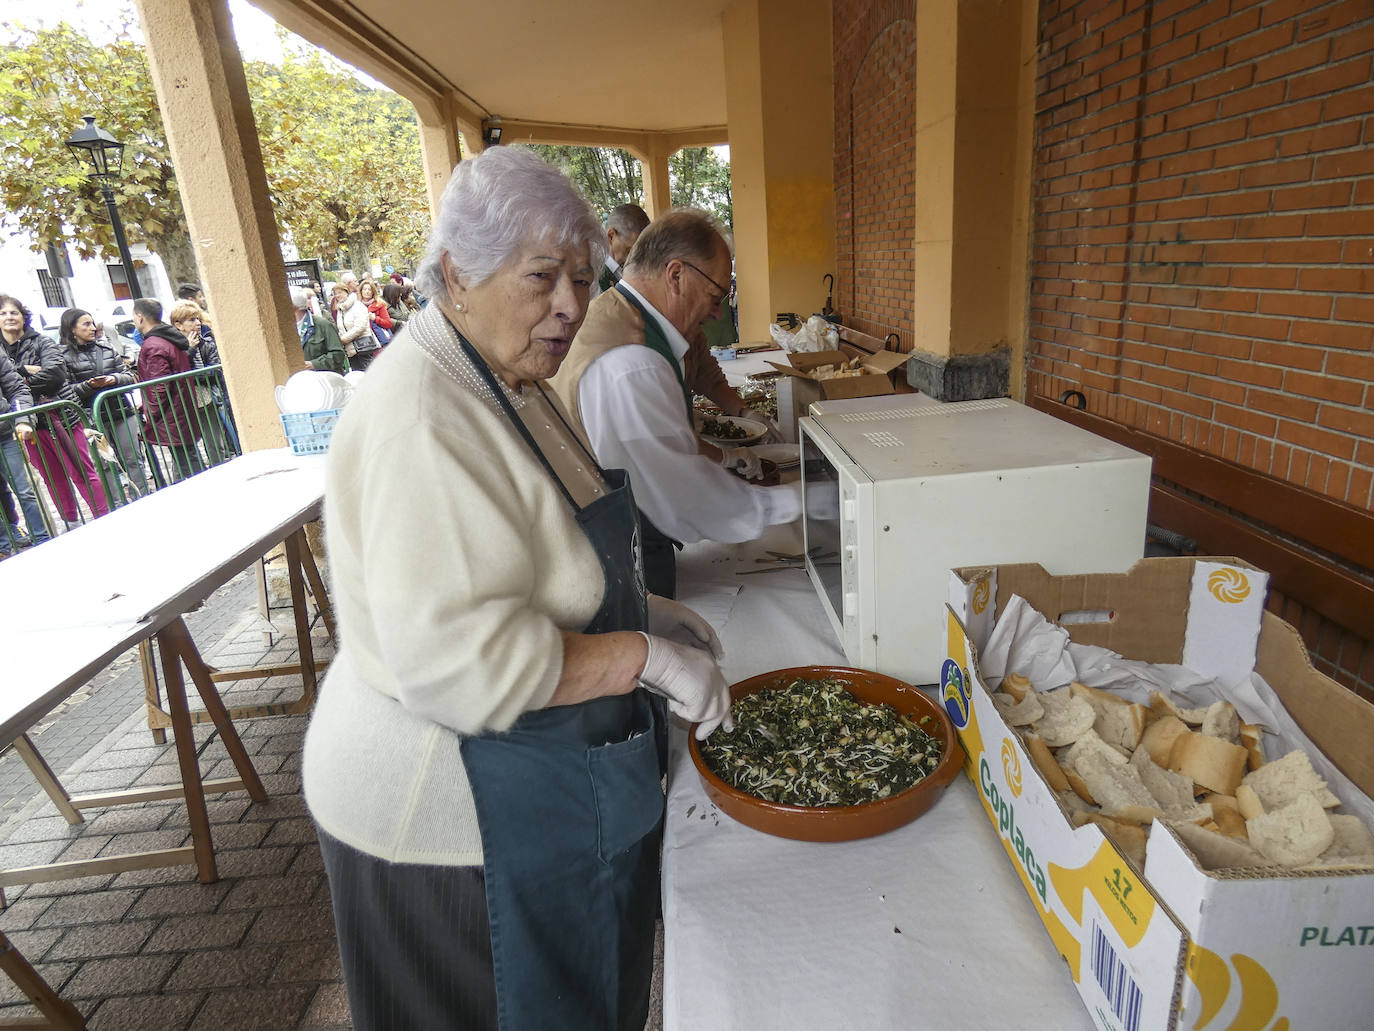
[942,657,970,728]
[1184,943,1286,1031]
[972,579,991,615]
[1002,738,1023,798]
[1207,567,1251,604]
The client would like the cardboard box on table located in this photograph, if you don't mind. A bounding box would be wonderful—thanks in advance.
[771,348,908,442]
[942,557,1374,1031]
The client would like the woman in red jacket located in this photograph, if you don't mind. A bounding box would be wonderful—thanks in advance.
[358,279,393,345]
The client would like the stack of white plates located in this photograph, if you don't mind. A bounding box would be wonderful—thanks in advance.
[275,371,352,414]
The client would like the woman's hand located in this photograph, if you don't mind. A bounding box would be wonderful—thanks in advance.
[24,364,40,376]
[14,423,33,442]
[646,595,723,658]
[88,375,117,389]
[637,633,733,739]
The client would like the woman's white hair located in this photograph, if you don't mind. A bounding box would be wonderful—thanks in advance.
[415,147,606,298]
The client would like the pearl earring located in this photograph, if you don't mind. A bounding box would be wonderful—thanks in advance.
[455,302,465,313]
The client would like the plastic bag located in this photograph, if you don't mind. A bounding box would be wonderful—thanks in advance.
[771,315,839,353]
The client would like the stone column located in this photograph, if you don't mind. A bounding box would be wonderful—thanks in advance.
[722,0,835,344]
[639,139,674,219]
[135,0,300,451]
[907,0,1036,401]
[416,95,464,219]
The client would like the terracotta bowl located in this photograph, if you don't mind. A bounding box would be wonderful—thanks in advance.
[689,665,965,842]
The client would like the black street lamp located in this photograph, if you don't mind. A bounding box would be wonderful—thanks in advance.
[65,115,142,300]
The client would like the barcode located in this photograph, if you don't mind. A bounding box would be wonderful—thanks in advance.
[1091,921,1143,1031]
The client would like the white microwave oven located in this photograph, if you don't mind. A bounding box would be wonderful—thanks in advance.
[799,396,1152,685]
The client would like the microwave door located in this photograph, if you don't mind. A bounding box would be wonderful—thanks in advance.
[801,434,844,626]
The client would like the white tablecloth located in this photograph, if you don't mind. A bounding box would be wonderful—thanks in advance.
[663,523,1095,1030]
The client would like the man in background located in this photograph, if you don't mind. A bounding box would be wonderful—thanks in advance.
[599,203,650,293]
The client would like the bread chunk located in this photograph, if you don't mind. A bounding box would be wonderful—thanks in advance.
[1030,687,1095,748]
[1140,715,1189,768]
[1025,733,1070,793]
[1241,750,1340,811]
[1171,821,1267,871]
[1077,752,1161,821]
[1167,731,1248,795]
[1001,672,1033,703]
[991,691,1045,727]
[1200,700,1240,744]
[1246,794,1335,867]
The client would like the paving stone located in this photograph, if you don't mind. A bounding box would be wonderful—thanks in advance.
[287,845,324,875]
[47,920,158,960]
[35,889,139,928]
[145,910,255,952]
[63,953,176,999]
[0,814,85,845]
[0,897,53,930]
[161,797,252,828]
[213,846,298,880]
[262,817,317,848]
[188,984,313,1031]
[110,863,205,890]
[0,961,77,1004]
[68,768,149,793]
[245,903,336,946]
[5,926,62,961]
[56,834,116,862]
[257,734,305,755]
[83,746,168,771]
[245,793,308,820]
[21,873,117,897]
[301,981,351,1026]
[126,882,230,919]
[164,945,279,990]
[84,807,174,836]
[197,822,270,849]
[242,716,309,738]
[220,874,320,912]
[271,942,341,984]
[88,991,202,1031]
[98,829,189,856]
[0,839,67,869]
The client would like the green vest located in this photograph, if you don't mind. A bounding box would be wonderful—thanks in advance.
[614,284,692,420]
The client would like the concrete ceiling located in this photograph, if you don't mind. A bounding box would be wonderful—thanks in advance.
[258,0,734,132]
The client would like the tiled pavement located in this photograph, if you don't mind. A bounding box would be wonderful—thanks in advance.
[0,572,349,1030]
[0,568,667,1031]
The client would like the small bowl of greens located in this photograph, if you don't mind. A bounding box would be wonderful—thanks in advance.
[689,666,963,841]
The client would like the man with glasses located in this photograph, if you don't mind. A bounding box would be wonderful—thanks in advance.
[550,208,803,598]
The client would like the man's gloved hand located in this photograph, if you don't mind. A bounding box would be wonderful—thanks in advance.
[637,632,734,739]
[805,485,841,521]
[720,445,764,480]
[647,595,724,659]
[744,408,783,443]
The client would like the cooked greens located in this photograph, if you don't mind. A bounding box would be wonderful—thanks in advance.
[698,414,751,440]
[700,677,943,807]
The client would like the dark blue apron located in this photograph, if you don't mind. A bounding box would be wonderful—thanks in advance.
[452,329,666,1031]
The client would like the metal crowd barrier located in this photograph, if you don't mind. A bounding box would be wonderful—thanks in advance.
[0,366,239,553]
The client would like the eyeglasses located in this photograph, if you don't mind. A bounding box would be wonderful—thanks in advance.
[682,260,728,306]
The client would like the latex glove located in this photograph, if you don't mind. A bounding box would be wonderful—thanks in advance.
[744,408,783,443]
[638,632,734,739]
[805,484,841,521]
[647,594,724,659]
[720,445,764,480]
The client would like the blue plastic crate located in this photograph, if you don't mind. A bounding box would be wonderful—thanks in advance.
[280,409,341,455]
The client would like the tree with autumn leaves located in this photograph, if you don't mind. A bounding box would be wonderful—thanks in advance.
[0,14,429,289]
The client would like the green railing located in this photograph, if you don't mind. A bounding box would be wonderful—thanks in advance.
[0,366,239,554]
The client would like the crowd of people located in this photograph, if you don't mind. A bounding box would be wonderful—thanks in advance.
[0,284,236,555]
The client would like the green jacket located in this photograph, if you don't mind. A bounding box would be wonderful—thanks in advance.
[301,313,349,374]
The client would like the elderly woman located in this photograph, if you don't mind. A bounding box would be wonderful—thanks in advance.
[303,147,731,1031]
[332,282,380,371]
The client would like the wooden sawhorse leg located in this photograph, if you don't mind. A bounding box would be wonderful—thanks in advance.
[0,932,85,1028]
[10,737,82,826]
[155,616,268,883]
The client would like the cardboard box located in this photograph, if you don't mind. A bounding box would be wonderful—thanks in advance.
[770,347,908,441]
[943,557,1374,1031]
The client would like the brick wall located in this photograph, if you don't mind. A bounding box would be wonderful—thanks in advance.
[1028,0,1374,514]
[833,0,917,348]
